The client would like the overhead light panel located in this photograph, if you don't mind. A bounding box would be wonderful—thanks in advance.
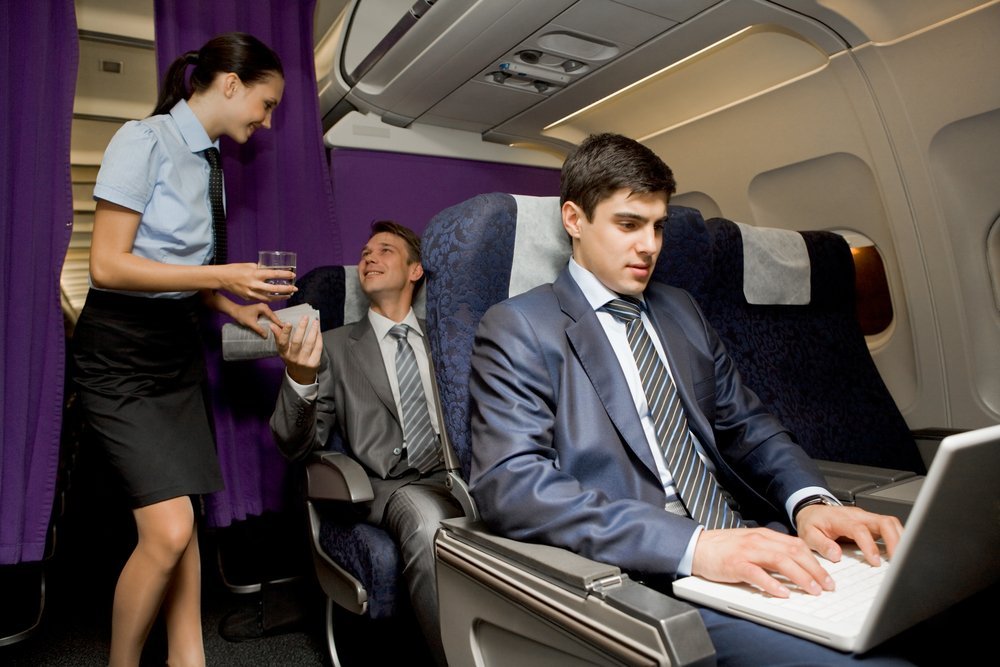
[543,27,754,132]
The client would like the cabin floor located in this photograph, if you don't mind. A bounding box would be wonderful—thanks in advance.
[0,429,434,667]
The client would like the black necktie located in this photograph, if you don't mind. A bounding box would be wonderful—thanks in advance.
[603,297,744,529]
[203,147,227,265]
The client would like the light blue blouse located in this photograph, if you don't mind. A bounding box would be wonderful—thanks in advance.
[93,99,222,298]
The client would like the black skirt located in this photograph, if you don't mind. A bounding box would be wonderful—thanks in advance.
[72,290,224,507]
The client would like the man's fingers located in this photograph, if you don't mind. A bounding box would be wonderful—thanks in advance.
[741,564,791,598]
[877,515,903,560]
[290,316,310,345]
[764,547,833,594]
[799,525,843,564]
[847,525,885,567]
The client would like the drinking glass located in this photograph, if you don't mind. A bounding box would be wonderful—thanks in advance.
[258,250,297,296]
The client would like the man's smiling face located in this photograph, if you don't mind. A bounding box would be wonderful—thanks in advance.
[357,231,422,299]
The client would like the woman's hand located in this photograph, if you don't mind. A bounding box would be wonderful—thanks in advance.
[217,262,297,302]
[232,303,284,337]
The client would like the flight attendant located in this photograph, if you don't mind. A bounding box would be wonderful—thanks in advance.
[72,32,291,667]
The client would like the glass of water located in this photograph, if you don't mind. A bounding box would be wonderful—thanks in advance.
[258,250,297,296]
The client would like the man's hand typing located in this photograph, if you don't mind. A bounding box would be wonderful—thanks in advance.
[795,504,902,567]
[691,506,902,598]
[692,528,836,598]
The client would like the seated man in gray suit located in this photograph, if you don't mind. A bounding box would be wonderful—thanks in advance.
[469,134,910,665]
[269,220,460,665]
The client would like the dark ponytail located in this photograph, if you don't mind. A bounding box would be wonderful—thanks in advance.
[151,32,283,117]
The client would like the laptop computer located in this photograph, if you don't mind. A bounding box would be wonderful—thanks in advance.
[671,424,1000,653]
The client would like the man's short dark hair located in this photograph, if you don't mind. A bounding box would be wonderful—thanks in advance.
[560,133,677,220]
[369,220,421,264]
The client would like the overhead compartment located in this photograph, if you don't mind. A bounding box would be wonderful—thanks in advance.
[315,0,718,142]
[314,0,988,156]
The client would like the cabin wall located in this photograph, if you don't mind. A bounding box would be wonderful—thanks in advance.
[326,148,560,262]
[643,1,1000,430]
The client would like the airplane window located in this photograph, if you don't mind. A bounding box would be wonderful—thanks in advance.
[834,231,893,336]
[989,216,1000,313]
[850,243,894,337]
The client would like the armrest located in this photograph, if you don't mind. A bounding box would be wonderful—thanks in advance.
[441,517,621,592]
[816,459,917,503]
[911,427,966,468]
[816,459,927,522]
[305,451,374,503]
[437,517,715,667]
[445,471,479,521]
[816,426,966,504]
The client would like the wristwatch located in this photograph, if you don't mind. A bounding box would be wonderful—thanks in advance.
[792,494,841,520]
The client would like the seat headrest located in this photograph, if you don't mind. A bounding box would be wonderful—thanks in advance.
[734,221,811,305]
[508,195,568,297]
[705,218,855,309]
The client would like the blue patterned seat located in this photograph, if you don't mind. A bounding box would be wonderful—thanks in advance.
[672,218,924,473]
[286,267,404,661]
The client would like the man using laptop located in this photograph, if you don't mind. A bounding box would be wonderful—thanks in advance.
[469,133,909,665]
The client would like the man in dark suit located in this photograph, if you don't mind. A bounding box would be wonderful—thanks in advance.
[469,134,908,665]
[270,221,460,665]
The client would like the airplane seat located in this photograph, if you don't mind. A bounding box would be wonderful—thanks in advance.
[422,193,553,482]
[681,218,927,512]
[276,265,412,665]
[422,193,716,667]
[652,204,716,300]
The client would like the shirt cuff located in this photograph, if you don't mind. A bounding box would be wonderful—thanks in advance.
[786,486,840,529]
[286,371,319,401]
[677,526,703,577]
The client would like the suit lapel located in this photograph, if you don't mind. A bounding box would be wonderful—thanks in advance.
[554,271,662,480]
[348,317,399,422]
[644,288,715,453]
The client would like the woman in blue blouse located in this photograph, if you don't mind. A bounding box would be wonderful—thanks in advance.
[72,33,289,666]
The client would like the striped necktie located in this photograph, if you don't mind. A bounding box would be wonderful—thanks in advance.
[389,324,440,473]
[203,147,227,265]
[602,297,743,529]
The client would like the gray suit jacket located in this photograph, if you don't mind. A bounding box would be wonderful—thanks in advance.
[270,315,433,523]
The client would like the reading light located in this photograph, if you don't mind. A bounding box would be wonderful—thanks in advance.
[543,26,754,132]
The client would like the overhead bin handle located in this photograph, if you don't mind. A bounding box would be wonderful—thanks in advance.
[348,0,438,84]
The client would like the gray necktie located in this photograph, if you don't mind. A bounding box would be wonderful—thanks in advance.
[203,147,226,265]
[389,324,440,473]
[603,297,744,530]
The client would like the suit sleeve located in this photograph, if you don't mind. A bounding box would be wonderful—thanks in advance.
[469,301,699,576]
[673,289,827,515]
[270,345,339,461]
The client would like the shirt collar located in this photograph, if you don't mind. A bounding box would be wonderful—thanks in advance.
[170,99,218,155]
[368,307,423,340]
[567,258,647,312]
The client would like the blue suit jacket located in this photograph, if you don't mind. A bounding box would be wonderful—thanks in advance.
[469,268,826,577]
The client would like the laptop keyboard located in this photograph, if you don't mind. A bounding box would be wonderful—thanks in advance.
[765,547,890,622]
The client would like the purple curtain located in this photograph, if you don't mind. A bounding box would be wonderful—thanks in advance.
[329,148,561,259]
[0,0,77,564]
[155,0,339,526]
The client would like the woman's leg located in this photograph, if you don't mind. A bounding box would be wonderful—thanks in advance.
[162,523,206,667]
[109,496,197,667]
